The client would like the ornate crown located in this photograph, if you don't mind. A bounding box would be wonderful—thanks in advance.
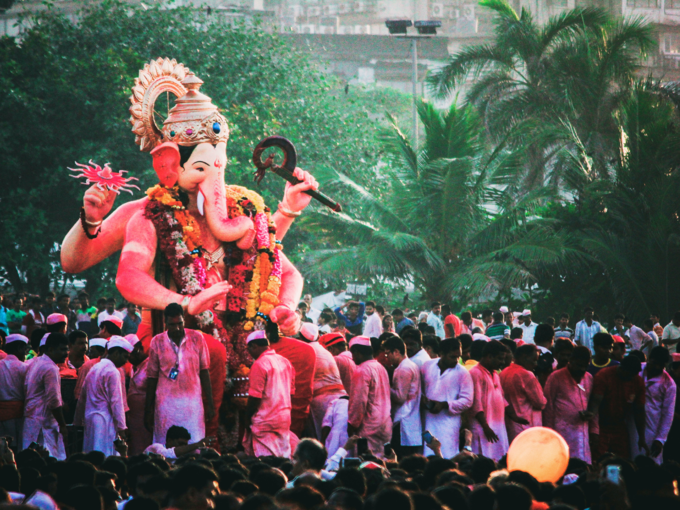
[129,57,229,152]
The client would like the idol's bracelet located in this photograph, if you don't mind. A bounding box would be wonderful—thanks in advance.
[180,295,191,313]
[278,202,301,218]
[80,207,102,239]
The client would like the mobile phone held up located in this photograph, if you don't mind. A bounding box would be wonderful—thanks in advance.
[423,430,434,445]
[384,443,394,457]
[357,437,369,457]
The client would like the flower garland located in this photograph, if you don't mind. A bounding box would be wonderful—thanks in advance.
[144,184,282,368]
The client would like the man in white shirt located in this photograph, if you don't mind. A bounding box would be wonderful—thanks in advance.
[97,298,125,327]
[383,336,421,458]
[623,316,653,353]
[402,328,431,368]
[574,307,602,353]
[662,312,680,352]
[426,302,446,339]
[519,310,537,344]
[303,294,322,324]
[363,301,383,338]
[144,425,211,460]
[0,334,29,447]
[642,319,660,359]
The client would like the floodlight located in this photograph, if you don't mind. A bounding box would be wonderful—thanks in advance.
[414,20,441,35]
[385,19,413,35]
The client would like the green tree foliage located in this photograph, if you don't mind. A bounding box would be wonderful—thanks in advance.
[0,0,400,295]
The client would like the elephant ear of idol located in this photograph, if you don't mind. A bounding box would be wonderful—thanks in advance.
[129,57,189,153]
[150,142,181,187]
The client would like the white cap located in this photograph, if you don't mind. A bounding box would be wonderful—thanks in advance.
[89,338,108,349]
[300,323,319,342]
[107,335,134,353]
[246,330,267,344]
[499,306,509,314]
[46,313,68,326]
[348,336,372,348]
[522,309,531,316]
[125,334,140,347]
[418,312,429,321]
[39,333,51,347]
[6,334,28,345]
[473,333,491,342]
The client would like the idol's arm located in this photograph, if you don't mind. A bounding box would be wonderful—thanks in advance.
[269,251,304,335]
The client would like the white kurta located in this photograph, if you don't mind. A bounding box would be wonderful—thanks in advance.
[420,359,474,458]
[410,348,431,369]
[0,354,28,448]
[322,396,349,458]
[363,312,383,339]
[391,357,422,446]
[469,364,510,461]
[23,356,65,459]
[76,359,127,456]
[308,341,346,439]
[147,330,210,444]
[629,368,677,464]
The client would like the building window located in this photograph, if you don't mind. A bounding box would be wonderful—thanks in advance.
[666,0,680,9]
[546,0,568,7]
[627,0,659,8]
[663,34,680,54]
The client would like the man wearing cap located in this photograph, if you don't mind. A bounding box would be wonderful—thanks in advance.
[574,307,602,353]
[519,310,537,344]
[75,336,132,456]
[23,333,69,459]
[45,313,68,335]
[97,297,125,327]
[126,334,152,455]
[0,334,29,447]
[145,304,213,445]
[244,329,296,458]
[347,335,392,457]
[320,332,355,394]
[300,323,347,439]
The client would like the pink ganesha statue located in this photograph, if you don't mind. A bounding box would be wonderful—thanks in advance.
[60,57,318,374]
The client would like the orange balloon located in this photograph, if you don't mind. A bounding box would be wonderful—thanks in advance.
[507,427,570,483]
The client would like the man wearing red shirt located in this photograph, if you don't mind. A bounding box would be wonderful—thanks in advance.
[588,355,648,460]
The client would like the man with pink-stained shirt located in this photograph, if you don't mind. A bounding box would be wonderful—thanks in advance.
[500,344,547,442]
[320,332,356,394]
[629,346,677,463]
[126,334,152,456]
[469,341,526,461]
[243,330,296,458]
[347,336,392,458]
[543,346,598,463]
[300,324,346,439]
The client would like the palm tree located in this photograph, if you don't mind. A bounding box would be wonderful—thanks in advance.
[301,100,577,305]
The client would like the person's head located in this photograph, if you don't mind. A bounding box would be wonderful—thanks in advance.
[492,311,504,324]
[622,315,634,328]
[643,318,654,332]
[495,483,533,510]
[99,320,123,339]
[250,469,287,497]
[613,313,625,328]
[401,328,422,358]
[166,426,192,448]
[374,487,414,510]
[45,333,69,364]
[327,487,363,510]
[459,334,473,361]
[347,302,360,320]
[470,339,487,362]
[97,297,107,311]
[57,294,70,309]
[365,301,376,316]
[12,296,23,311]
[303,294,313,307]
[169,463,219,510]
[68,330,89,358]
[164,303,185,342]
[29,296,42,311]
[392,308,405,321]
[422,335,440,358]
[510,327,523,341]
[246,331,270,361]
[297,302,309,316]
[46,313,68,334]
[481,308,493,323]
[617,355,642,381]
[292,439,327,477]
[108,346,131,368]
[584,307,594,321]
[559,313,570,328]
[382,314,394,331]
[461,311,472,326]
[4,334,28,360]
[431,302,441,315]
[276,486,325,510]
[592,333,613,360]
[439,338,461,369]
[480,340,508,371]
[106,297,116,314]
[534,324,554,348]
[45,291,55,306]
[78,292,90,309]
[129,340,147,366]
[127,302,138,316]
[515,344,538,372]
[383,336,406,367]
[568,346,591,380]
[646,346,671,378]
[554,339,574,369]
[349,336,373,364]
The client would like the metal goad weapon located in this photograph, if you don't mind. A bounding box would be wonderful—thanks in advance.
[252,136,342,213]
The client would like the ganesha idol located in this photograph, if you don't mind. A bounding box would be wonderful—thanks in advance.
[60,57,318,374]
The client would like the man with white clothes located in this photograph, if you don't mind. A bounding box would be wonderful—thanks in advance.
[75,336,132,456]
[363,301,383,338]
[426,302,446,339]
[420,337,474,458]
[662,312,680,352]
[402,328,431,368]
[23,333,69,459]
[623,316,653,352]
[629,346,677,463]
[383,336,422,458]
[0,334,29,447]
[300,323,347,439]
[574,306,602,353]
[321,395,349,459]
[519,310,537,344]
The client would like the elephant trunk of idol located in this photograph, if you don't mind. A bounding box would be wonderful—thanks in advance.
[197,171,252,243]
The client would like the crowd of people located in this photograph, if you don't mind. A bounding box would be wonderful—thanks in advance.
[1,291,680,510]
